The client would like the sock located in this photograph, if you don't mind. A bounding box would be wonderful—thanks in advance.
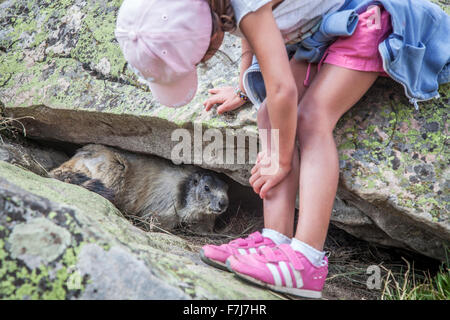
[290,238,326,267]
[261,228,291,245]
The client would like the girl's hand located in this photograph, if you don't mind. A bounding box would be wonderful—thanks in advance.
[249,152,291,199]
[203,86,246,114]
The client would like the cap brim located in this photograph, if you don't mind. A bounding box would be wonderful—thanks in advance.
[147,71,198,108]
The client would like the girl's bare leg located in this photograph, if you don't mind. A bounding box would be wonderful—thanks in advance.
[295,64,378,250]
[255,59,317,237]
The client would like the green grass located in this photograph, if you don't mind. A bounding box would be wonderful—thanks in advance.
[381,254,450,300]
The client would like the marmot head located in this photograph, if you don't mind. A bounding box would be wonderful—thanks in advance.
[182,170,229,215]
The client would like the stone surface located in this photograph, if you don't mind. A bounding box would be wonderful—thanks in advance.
[9,217,72,269]
[0,0,255,185]
[0,160,279,299]
[0,0,448,260]
[333,80,449,260]
[0,133,68,176]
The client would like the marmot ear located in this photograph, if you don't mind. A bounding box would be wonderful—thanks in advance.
[192,171,203,186]
[114,154,128,171]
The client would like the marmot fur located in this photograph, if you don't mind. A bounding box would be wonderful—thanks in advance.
[50,144,229,232]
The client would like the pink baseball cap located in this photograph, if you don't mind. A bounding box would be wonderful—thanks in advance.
[115,0,212,107]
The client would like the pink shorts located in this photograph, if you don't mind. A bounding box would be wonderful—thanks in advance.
[323,5,392,76]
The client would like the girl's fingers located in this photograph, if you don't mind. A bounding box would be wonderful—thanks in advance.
[249,170,261,186]
[205,102,217,111]
[209,97,225,105]
[252,154,264,172]
[252,176,266,195]
[257,152,267,164]
[217,101,240,114]
[259,179,275,199]
[251,162,260,175]
[217,102,232,114]
[205,102,214,111]
[260,174,284,199]
[206,88,244,114]
[204,96,224,111]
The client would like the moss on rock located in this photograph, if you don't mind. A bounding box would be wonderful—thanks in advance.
[0,0,448,261]
[0,161,279,299]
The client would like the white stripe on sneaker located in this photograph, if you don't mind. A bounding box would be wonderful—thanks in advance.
[290,262,303,288]
[279,262,293,288]
[238,248,247,255]
[266,263,282,286]
[235,272,322,299]
[249,248,257,254]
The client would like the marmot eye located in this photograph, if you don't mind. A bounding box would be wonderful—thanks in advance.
[204,185,210,192]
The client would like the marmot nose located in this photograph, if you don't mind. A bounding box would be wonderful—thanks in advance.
[219,200,228,210]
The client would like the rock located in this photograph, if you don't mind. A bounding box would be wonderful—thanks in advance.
[0,133,68,176]
[9,217,72,269]
[0,0,448,261]
[331,197,406,249]
[0,0,255,185]
[333,80,449,261]
[0,160,279,299]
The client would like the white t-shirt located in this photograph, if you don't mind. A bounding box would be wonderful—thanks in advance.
[231,0,345,44]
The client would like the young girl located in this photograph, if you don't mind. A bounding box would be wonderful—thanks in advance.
[116,0,450,298]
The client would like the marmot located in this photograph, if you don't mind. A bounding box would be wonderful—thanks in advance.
[50,144,229,232]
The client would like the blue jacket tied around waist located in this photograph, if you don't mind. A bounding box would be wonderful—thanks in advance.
[243,0,450,110]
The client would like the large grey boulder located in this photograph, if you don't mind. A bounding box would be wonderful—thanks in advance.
[332,79,449,261]
[0,0,448,260]
[0,160,279,299]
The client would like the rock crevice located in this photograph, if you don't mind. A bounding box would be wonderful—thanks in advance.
[0,0,448,261]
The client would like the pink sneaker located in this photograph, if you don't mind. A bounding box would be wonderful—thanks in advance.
[200,231,276,271]
[226,244,328,298]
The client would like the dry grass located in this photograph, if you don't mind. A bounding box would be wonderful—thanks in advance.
[381,256,449,300]
[124,203,444,300]
[0,115,34,142]
[321,229,385,299]
[316,226,443,300]
[176,207,264,248]
[0,115,54,177]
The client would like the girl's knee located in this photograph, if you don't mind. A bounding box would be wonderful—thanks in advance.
[296,98,333,140]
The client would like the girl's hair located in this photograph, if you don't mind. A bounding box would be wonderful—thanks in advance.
[207,0,237,34]
[200,0,236,62]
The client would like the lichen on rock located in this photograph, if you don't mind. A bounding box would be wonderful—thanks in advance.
[0,160,280,299]
[0,0,448,263]
[9,217,72,269]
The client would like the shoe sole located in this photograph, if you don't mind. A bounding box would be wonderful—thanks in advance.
[199,249,230,272]
[226,260,322,299]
